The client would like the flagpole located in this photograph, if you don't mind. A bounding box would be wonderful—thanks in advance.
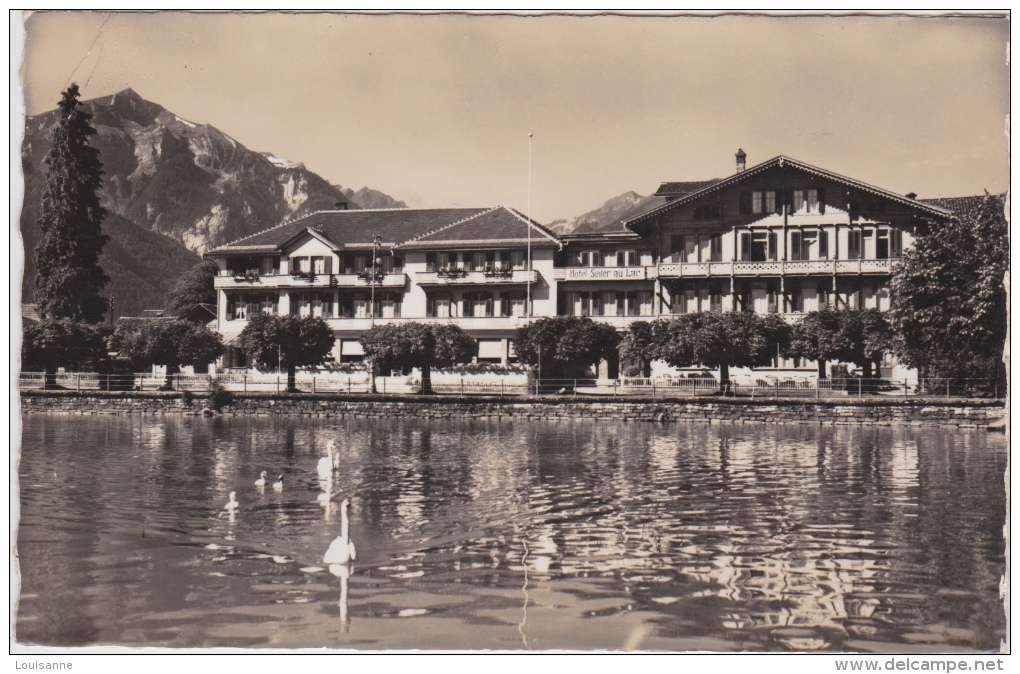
[527,132,533,319]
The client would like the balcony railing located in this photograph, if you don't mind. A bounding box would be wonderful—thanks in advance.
[416,269,539,286]
[214,272,408,289]
[656,259,896,278]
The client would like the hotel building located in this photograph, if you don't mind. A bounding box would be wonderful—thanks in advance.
[204,153,955,380]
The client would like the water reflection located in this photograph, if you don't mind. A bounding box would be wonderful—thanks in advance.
[16,415,1005,651]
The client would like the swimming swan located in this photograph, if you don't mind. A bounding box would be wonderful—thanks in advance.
[255,471,267,487]
[317,440,335,477]
[323,498,357,565]
[272,475,284,491]
[225,491,239,509]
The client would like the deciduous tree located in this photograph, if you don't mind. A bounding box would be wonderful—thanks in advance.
[112,319,223,388]
[236,314,335,392]
[21,318,111,388]
[889,193,1008,391]
[33,84,110,323]
[784,308,891,379]
[513,316,621,380]
[654,312,789,392]
[359,323,476,394]
[167,260,219,316]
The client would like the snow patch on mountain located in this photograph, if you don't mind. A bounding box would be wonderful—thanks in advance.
[262,152,305,170]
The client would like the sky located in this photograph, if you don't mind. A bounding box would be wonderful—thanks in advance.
[15,11,1011,224]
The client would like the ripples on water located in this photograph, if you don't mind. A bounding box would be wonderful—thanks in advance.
[15,414,1006,651]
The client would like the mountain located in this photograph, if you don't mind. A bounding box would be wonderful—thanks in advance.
[340,186,408,210]
[20,88,403,317]
[549,191,667,235]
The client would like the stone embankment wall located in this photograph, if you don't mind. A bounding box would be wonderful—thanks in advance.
[18,391,1006,428]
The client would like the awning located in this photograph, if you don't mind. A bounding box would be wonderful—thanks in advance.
[341,340,365,356]
[477,340,503,359]
[218,326,245,346]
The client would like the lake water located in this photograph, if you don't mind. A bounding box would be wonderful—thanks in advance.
[15,414,1006,652]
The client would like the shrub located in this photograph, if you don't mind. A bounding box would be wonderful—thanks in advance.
[208,380,233,411]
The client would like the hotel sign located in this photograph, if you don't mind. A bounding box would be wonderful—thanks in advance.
[562,267,648,281]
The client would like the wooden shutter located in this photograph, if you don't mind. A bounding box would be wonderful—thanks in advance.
[817,188,826,215]
[739,191,751,214]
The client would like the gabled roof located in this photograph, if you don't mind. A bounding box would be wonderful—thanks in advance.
[206,206,560,255]
[625,156,955,227]
[919,193,1006,221]
[654,180,721,198]
[401,206,561,248]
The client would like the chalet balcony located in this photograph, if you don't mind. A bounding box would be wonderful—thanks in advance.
[553,266,657,281]
[415,268,539,286]
[214,271,408,289]
[655,259,896,278]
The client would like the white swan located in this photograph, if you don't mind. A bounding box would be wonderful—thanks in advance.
[225,491,239,510]
[317,440,335,477]
[323,498,357,565]
[272,475,284,491]
[255,471,267,487]
[329,439,341,470]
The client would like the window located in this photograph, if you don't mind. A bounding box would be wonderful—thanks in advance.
[612,291,651,316]
[742,190,779,215]
[685,235,699,263]
[577,250,603,267]
[710,234,723,262]
[847,230,862,259]
[744,231,777,261]
[260,294,278,316]
[227,294,248,320]
[709,285,723,312]
[876,229,890,260]
[670,235,684,263]
[463,292,493,318]
[344,255,367,274]
[788,280,803,313]
[617,250,638,267]
[671,288,687,314]
[819,231,829,259]
[426,292,452,318]
[793,189,821,214]
[511,250,527,270]
[259,257,280,275]
[790,231,803,261]
[379,292,401,318]
[500,290,527,317]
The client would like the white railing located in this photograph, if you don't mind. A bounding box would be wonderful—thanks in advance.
[214,272,407,289]
[18,372,1004,399]
[415,269,538,286]
[656,259,896,278]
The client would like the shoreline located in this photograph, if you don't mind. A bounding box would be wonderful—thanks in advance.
[18,390,1006,428]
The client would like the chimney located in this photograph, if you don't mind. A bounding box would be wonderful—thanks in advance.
[335,201,348,210]
[735,148,747,173]
[906,192,917,200]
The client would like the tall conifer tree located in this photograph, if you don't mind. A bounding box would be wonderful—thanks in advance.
[34,83,109,323]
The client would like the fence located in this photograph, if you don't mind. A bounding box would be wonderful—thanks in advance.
[17,372,1004,399]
